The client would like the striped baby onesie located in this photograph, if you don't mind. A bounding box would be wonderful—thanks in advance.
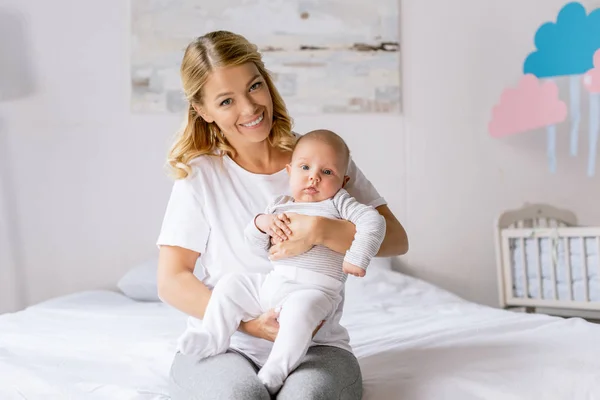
[244,188,386,282]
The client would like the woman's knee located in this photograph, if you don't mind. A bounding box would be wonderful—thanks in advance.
[220,379,271,400]
[277,346,363,400]
[169,351,271,400]
[170,378,269,400]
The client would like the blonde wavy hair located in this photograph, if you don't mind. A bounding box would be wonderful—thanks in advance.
[167,30,296,179]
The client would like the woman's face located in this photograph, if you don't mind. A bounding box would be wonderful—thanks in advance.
[197,62,274,148]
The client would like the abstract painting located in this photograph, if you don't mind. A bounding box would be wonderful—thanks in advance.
[130,0,401,115]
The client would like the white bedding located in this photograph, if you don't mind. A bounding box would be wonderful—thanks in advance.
[1,269,600,400]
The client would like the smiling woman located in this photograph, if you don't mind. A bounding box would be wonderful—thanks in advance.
[194,66,273,145]
[167,33,296,178]
[156,30,408,399]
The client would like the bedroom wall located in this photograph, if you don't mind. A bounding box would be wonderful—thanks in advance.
[1,0,600,313]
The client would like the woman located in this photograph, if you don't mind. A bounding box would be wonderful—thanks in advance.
[157,30,409,399]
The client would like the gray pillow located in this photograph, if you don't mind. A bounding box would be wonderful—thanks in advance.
[116,259,161,301]
[117,258,206,301]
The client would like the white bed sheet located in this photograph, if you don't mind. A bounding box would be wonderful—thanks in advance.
[1,269,600,400]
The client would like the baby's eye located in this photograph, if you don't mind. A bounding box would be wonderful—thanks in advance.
[250,82,262,91]
[301,165,309,170]
[323,169,332,175]
[220,98,232,106]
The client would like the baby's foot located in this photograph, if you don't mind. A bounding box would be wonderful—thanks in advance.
[177,330,215,359]
[257,368,284,395]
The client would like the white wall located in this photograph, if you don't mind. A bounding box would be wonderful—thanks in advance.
[1,0,600,312]
[401,0,600,305]
[0,164,20,312]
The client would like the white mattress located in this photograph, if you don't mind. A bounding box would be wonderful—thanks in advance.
[1,269,600,399]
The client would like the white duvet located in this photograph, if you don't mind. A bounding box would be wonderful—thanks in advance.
[1,268,599,400]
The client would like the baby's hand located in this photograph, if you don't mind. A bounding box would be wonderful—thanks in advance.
[343,261,366,277]
[255,213,292,243]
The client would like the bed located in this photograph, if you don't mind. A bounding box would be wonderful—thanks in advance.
[1,266,599,400]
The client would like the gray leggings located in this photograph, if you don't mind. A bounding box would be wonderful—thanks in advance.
[169,345,363,399]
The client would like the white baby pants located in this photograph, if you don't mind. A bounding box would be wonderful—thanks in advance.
[177,266,343,394]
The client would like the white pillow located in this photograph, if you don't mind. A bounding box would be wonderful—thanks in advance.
[117,256,391,302]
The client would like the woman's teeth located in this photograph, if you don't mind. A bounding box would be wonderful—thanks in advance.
[241,114,263,127]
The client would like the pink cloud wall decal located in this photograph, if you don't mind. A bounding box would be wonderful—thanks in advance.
[489,74,567,138]
[583,49,600,176]
[583,49,600,93]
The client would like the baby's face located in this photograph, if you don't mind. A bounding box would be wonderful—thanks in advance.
[286,139,348,202]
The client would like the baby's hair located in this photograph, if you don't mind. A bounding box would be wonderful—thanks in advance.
[295,129,350,172]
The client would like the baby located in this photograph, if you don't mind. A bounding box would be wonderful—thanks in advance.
[177,129,386,394]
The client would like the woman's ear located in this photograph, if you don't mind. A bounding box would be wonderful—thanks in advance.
[342,176,350,188]
[193,104,214,123]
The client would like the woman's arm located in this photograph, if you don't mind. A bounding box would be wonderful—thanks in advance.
[269,205,408,260]
[157,245,211,319]
[374,205,409,256]
[157,245,278,340]
[315,205,408,257]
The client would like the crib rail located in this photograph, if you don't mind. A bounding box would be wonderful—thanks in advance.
[500,227,600,311]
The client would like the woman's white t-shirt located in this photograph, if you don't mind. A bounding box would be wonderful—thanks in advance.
[157,152,386,365]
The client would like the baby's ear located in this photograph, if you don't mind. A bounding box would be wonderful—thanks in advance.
[285,164,291,175]
[342,175,350,188]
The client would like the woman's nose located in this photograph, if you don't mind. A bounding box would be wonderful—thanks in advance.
[241,95,258,115]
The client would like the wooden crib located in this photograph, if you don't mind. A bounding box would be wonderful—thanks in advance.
[495,203,600,314]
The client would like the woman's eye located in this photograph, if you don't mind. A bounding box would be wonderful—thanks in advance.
[250,82,262,91]
[220,98,232,106]
[323,170,332,175]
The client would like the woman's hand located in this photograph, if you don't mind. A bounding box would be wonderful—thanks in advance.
[240,308,325,341]
[239,309,280,342]
[268,213,318,260]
